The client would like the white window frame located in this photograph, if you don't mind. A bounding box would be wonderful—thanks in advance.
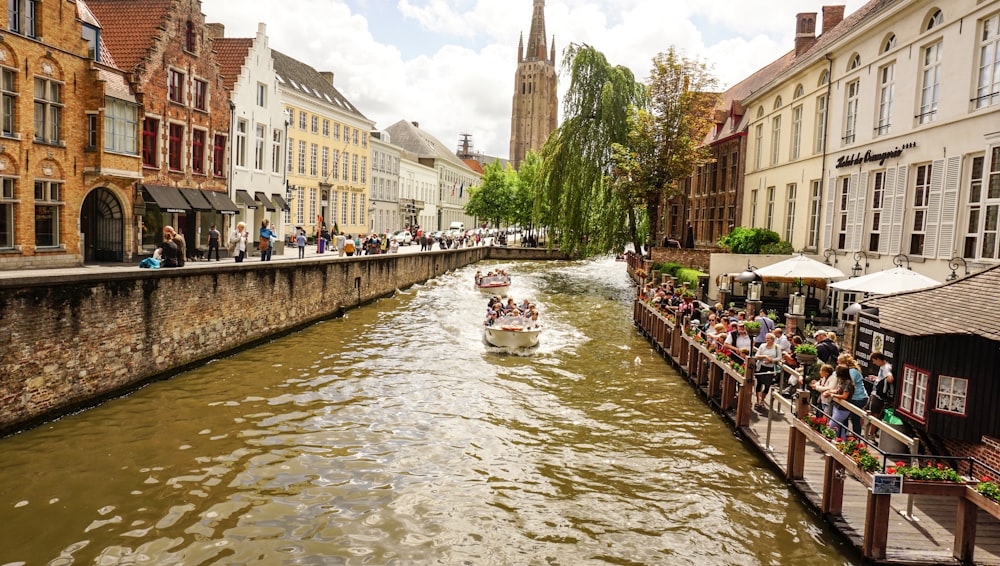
[876,62,894,136]
[910,163,932,255]
[790,105,802,160]
[234,119,248,168]
[975,13,1000,110]
[254,124,266,171]
[843,79,859,145]
[753,123,763,170]
[33,180,62,248]
[935,375,968,416]
[33,76,62,144]
[765,186,775,230]
[814,94,827,154]
[770,115,781,166]
[271,128,282,174]
[836,176,849,249]
[868,171,886,252]
[103,97,138,155]
[898,364,929,423]
[918,41,941,125]
[807,180,821,249]
[784,183,796,242]
[298,140,306,175]
[256,83,266,107]
[1,67,17,137]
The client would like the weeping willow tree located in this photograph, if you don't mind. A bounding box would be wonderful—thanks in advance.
[536,44,647,256]
[612,48,719,252]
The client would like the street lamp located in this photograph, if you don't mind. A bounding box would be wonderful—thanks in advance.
[747,280,763,301]
[851,250,869,277]
[788,293,806,315]
[946,256,969,281]
[735,260,760,282]
[892,253,911,270]
[823,248,839,265]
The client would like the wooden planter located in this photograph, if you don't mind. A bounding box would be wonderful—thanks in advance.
[966,489,1000,521]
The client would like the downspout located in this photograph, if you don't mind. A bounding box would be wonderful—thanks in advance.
[818,53,834,253]
[228,101,237,236]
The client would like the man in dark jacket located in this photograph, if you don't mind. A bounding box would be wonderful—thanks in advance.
[814,330,840,364]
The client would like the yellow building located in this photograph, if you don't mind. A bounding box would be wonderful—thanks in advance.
[273,51,374,238]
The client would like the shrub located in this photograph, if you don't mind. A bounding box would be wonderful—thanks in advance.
[795,343,818,355]
[675,267,706,287]
[761,240,794,254]
[743,321,761,332]
[654,262,683,276]
[886,461,964,482]
[717,227,782,254]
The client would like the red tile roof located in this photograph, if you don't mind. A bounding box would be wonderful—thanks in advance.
[212,38,253,91]
[462,159,484,175]
[86,0,173,74]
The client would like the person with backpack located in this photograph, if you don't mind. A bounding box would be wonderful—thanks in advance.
[344,235,356,256]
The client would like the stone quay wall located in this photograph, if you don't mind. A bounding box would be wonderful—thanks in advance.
[0,248,496,434]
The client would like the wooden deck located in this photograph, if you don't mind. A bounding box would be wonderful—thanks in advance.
[632,297,1000,566]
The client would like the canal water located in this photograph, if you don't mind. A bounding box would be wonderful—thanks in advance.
[0,258,857,565]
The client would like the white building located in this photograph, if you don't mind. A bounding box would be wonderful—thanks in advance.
[399,150,438,233]
[369,133,401,235]
[741,0,1000,289]
[212,23,289,239]
[384,120,479,231]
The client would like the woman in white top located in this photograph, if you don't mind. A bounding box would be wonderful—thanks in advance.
[229,221,249,262]
[753,333,782,409]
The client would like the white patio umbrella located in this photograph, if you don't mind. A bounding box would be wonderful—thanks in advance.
[829,266,940,295]
[753,254,846,279]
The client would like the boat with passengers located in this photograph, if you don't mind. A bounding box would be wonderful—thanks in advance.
[474,269,511,295]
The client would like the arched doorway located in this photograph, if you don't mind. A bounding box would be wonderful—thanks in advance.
[81,187,124,262]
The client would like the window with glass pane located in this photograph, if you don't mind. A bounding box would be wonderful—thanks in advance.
[342,151,349,180]
[168,123,183,171]
[784,184,796,242]
[191,129,205,174]
[254,124,265,171]
[919,42,941,124]
[790,106,802,160]
[322,120,329,136]
[104,98,138,154]
[309,143,317,176]
[142,118,158,167]
[298,140,306,175]
[899,365,929,423]
[322,147,329,178]
[843,80,859,144]
[311,116,318,133]
[193,79,207,111]
[235,119,247,168]
[33,180,61,247]
[876,62,894,135]
[869,171,885,252]
[837,177,849,249]
[1,68,15,136]
[271,129,282,174]
[936,376,968,415]
[770,116,781,165]
[814,94,827,153]
[33,78,62,143]
[976,14,1000,109]
[213,134,226,177]
[753,124,763,170]
[168,69,184,104]
[0,178,13,248]
[911,164,932,255]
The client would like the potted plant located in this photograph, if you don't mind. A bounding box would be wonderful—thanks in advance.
[682,290,696,303]
[743,320,762,338]
[795,343,818,366]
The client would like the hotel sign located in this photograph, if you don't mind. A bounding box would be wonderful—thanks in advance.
[835,141,917,168]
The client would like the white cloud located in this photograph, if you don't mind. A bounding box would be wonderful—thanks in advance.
[201,0,868,159]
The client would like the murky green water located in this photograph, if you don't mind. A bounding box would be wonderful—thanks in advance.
[0,258,856,565]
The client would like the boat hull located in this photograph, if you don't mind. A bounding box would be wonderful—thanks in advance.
[476,283,510,295]
[484,326,540,348]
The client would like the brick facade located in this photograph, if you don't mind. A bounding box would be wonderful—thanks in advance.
[0,0,142,270]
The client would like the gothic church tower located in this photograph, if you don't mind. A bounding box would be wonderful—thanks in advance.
[509,0,558,169]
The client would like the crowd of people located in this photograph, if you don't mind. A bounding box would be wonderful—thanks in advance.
[484,295,540,330]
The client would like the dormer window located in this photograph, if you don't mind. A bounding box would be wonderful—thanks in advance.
[185,20,196,52]
[82,24,101,62]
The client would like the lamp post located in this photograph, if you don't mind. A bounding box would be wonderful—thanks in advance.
[892,253,911,270]
[823,248,839,265]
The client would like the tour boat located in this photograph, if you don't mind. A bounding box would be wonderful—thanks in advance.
[483,317,541,348]
[475,274,511,294]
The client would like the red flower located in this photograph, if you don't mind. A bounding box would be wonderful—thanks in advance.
[887,467,897,474]
[982,476,992,483]
[895,461,906,467]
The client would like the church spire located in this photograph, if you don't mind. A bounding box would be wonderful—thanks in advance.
[518,32,524,63]
[525,0,547,62]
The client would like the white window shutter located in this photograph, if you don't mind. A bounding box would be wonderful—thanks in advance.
[889,166,907,255]
[845,173,860,250]
[923,159,945,257]
[937,156,962,259]
[878,168,896,255]
[823,176,836,250]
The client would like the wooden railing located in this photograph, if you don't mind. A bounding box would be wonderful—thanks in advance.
[633,297,1000,563]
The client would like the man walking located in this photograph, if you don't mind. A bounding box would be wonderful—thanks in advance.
[207,224,221,261]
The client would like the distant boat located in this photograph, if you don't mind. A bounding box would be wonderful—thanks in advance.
[484,316,541,348]
[475,274,511,295]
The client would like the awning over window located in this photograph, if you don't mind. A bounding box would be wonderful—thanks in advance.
[270,193,291,211]
[254,192,276,211]
[177,188,213,211]
[203,191,240,215]
[235,189,258,210]
[142,184,189,213]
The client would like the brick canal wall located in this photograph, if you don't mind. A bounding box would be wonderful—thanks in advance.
[0,248,502,434]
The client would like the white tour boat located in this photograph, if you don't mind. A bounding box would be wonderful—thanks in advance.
[475,274,511,295]
[483,315,541,348]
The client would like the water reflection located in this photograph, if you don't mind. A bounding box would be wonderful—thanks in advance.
[0,258,856,565]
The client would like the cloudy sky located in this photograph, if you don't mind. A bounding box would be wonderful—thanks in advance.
[200,0,867,160]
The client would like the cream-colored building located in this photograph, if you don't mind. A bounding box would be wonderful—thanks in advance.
[742,1,1000,286]
[399,150,438,233]
[369,133,401,235]
[274,51,374,238]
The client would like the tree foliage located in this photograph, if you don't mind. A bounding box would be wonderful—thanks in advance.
[717,227,783,254]
[610,48,719,250]
[536,44,647,256]
[465,160,514,228]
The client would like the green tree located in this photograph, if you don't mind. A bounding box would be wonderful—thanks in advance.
[537,44,647,256]
[513,151,542,232]
[465,160,514,228]
[717,227,783,254]
[610,48,719,251]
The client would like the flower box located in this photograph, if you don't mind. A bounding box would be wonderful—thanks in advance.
[967,488,1000,521]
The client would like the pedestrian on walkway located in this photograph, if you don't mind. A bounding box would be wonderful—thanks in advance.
[296,230,307,259]
[259,219,275,261]
[207,224,221,261]
[229,222,249,262]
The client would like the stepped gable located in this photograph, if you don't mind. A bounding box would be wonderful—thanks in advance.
[213,38,253,91]
[86,0,173,74]
[864,264,1000,341]
[271,49,368,121]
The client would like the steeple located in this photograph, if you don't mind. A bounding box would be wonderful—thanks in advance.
[518,32,524,63]
[550,35,555,65]
[525,0,547,62]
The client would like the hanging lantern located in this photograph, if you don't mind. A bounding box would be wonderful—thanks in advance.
[789,293,805,316]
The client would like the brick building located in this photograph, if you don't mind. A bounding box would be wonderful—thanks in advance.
[509,0,557,170]
[0,0,143,269]
[89,0,234,257]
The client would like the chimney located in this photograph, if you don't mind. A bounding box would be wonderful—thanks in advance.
[822,5,846,35]
[206,23,225,40]
[411,121,419,128]
[319,71,334,86]
[794,12,817,56]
